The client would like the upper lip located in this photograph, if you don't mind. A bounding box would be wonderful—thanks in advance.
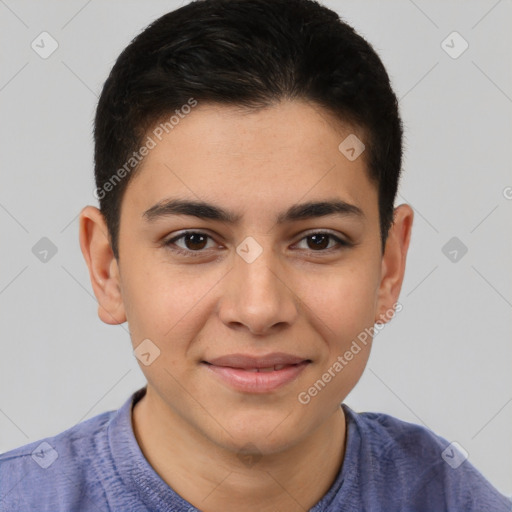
[204,353,310,369]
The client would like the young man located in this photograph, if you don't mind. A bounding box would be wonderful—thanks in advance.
[1,0,510,510]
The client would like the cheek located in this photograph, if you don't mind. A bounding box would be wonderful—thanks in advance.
[297,269,378,408]
[121,258,220,347]
[304,263,380,345]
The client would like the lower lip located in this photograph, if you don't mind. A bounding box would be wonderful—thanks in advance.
[203,362,310,393]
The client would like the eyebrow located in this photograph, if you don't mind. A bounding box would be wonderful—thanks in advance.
[142,197,364,224]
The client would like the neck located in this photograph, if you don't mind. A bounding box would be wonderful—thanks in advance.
[132,388,346,512]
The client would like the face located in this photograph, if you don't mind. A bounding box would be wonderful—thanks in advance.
[82,99,411,455]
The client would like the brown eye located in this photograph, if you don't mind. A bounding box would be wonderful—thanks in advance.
[181,233,209,250]
[296,232,348,252]
[306,234,330,250]
[164,230,350,258]
[165,231,216,256]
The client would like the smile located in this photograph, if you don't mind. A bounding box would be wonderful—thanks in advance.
[201,353,311,393]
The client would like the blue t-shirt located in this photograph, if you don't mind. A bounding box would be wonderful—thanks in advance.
[1,386,510,511]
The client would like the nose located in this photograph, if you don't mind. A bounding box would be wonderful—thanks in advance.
[217,242,299,336]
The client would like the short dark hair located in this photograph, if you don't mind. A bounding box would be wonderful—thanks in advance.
[94,0,403,260]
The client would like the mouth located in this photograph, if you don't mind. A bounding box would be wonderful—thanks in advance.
[201,353,312,393]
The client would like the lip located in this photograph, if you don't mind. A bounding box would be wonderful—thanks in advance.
[202,352,311,393]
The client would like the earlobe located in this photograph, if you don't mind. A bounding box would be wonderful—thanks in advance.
[374,204,414,324]
[78,206,127,325]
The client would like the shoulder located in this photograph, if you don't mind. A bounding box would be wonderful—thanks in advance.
[341,405,512,511]
[0,409,115,511]
[346,406,447,461]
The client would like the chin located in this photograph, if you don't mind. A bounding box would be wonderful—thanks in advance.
[211,408,307,454]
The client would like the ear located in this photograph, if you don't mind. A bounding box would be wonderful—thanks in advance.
[78,206,126,325]
[374,204,414,324]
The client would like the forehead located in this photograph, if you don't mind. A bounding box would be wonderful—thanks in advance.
[122,100,377,224]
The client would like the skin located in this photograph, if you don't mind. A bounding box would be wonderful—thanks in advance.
[79,99,413,512]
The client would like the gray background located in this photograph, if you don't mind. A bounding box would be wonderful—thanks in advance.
[1,0,511,496]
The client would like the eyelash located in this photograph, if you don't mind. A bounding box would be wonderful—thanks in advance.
[163,230,351,258]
